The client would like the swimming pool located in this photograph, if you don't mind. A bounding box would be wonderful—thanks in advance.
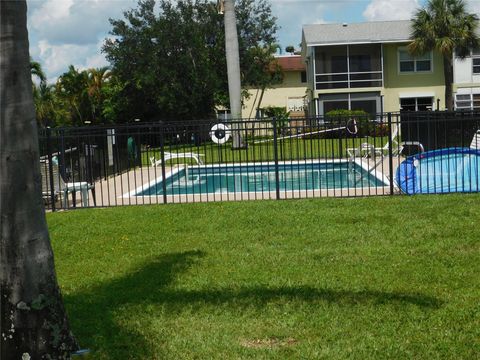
[135,160,387,197]
[396,147,480,194]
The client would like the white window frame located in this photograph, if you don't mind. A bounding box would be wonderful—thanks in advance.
[472,51,480,74]
[400,97,434,111]
[455,91,480,110]
[398,48,433,74]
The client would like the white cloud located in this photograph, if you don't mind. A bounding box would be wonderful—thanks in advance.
[28,0,134,46]
[364,0,480,22]
[33,38,109,82]
[27,0,135,81]
[271,0,329,51]
[363,0,420,21]
[466,0,480,14]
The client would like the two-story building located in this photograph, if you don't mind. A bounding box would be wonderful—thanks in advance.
[301,20,446,117]
[454,46,480,110]
[241,55,308,118]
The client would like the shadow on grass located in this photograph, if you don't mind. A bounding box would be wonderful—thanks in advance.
[66,250,442,359]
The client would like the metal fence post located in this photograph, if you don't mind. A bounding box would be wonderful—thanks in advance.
[160,123,167,204]
[46,127,56,211]
[387,112,394,195]
[272,117,280,200]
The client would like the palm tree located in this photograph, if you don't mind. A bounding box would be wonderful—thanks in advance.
[409,0,479,110]
[223,0,245,148]
[87,67,111,122]
[30,58,46,85]
[56,65,91,125]
[0,1,78,358]
[33,82,63,127]
[87,67,111,97]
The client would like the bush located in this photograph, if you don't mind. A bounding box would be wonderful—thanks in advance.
[263,106,290,135]
[325,109,380,137]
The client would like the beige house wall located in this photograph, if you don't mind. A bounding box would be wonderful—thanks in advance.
[242,71,307,118]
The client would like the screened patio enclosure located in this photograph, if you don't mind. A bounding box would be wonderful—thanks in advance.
[314,44,383,90]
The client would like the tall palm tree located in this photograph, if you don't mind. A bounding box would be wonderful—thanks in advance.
[0,1,78,358]
[409,0,479,110]
[223,0,245,148]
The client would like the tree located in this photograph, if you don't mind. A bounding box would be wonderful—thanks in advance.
[409,0,479,110]
[244,43,283,119]
[103,0,279,125]
[56,66,92,125]
[285,45,295,54]
[87,67,112,122]
[0,1,78,358]
[223,0,244,148]
[33,82,64,127]
[30,58,46,85]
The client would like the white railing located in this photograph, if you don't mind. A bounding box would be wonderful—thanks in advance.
[315,70,383,89]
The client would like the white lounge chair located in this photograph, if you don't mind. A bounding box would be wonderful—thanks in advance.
[40,159,94,208]
[347,122,424,158]
[149,151,204,167]
[470,130,480,149]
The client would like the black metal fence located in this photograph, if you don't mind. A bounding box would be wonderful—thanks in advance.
[38,111,480,210]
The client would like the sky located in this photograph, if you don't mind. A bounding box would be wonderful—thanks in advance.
[26,0,480,81]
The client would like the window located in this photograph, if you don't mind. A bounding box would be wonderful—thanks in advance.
[400,97,433,111]
[474,94,480,109]
[323,100,349,114]
[399,49,432,73]
[351,100,377,116]
[399,51,415,72]
[455,93,480,110]
[456,94,473,109]
[473,58,480,74]
[319,92,380,117]
[300,71,307,83]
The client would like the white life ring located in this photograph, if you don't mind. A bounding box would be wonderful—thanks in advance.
[346,118,358,135]
[210,123,231,144]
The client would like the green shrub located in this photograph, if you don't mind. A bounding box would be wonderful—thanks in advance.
[263,106,290,135]
[325,109,379,137]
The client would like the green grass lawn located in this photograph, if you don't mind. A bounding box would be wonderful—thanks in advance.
[141,136,389,166]
[48,195,480,359]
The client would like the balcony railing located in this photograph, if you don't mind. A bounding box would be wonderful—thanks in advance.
[315,71,383,90]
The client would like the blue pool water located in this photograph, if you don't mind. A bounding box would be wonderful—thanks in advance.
[137,162,386,196]
[396,148,480,194]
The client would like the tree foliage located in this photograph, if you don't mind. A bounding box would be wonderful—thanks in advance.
[103,0,279,122]
[30,61,119,127]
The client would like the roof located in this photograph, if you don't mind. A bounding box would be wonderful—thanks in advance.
[275,55,305,71]
[302,20,413,46]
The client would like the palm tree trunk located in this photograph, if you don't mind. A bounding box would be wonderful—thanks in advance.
[224,0,245,148]
[0,1,78,358]
[443,55,454,111]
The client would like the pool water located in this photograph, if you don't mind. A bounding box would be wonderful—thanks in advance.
[137,162,385,196]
